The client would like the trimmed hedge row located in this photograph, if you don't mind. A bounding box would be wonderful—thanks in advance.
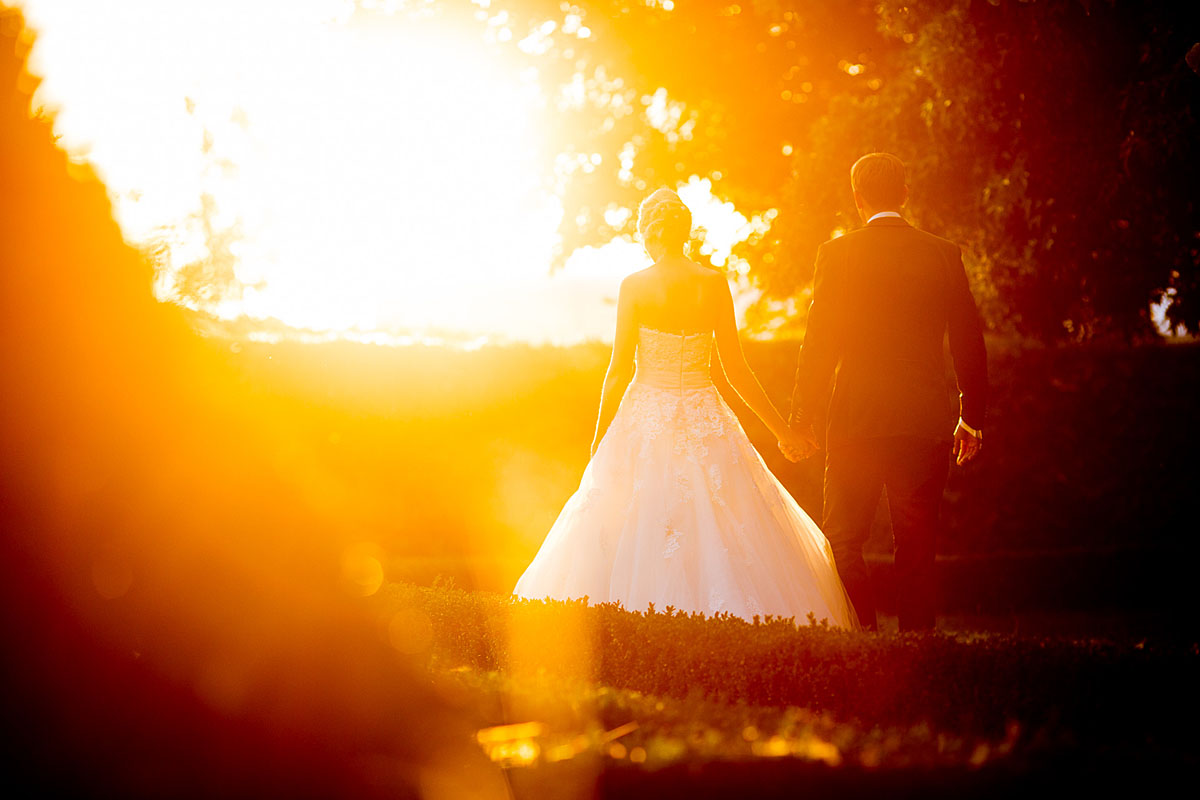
[372,581,1198,757]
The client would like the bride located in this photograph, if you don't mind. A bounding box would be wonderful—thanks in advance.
[513,188,860,630]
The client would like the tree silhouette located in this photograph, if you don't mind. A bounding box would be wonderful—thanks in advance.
[418,0,1200,340]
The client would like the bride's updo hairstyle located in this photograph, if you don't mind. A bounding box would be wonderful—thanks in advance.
[637,188,693,254]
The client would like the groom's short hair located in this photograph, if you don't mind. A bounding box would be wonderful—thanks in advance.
[851,152,907,208]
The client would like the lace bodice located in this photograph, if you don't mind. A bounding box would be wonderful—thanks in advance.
[633,325,714,391]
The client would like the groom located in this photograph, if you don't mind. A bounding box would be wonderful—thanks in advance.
[782,153,988,632]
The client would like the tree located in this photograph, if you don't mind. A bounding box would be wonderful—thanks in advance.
[430,0,1199,340]
[148,104,263,312]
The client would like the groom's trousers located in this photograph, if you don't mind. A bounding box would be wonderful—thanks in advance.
[823,436,950,632]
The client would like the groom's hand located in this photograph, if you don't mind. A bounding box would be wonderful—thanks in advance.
[952,420,983,466]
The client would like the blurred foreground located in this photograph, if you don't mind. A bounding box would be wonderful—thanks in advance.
[1,8,506,797]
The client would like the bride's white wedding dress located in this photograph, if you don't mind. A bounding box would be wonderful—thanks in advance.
[513,325,859,629]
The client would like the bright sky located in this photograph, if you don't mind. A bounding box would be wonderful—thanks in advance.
[18,0,760,345]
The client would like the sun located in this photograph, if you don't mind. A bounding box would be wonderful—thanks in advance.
[19,0,762,344]
[20,0,560,334]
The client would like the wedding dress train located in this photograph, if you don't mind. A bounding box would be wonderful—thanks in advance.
[513,325,859,629]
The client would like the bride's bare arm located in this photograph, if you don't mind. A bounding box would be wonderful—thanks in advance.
[590,278,638,456]
[712,277,793,443]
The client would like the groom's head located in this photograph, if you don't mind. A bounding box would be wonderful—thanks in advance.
[851,152,908,221]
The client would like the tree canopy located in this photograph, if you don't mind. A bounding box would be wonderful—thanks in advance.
[20,0,1200,340]
[424,0,1199,340]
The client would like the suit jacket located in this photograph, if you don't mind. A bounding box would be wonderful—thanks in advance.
[789,216,988,444]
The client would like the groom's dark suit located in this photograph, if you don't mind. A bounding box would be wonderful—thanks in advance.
[789,215,987,630]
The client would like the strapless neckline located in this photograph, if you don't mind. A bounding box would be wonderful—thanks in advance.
[638,324,712,338]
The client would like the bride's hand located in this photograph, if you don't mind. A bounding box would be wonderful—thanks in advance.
[778,423,819,462]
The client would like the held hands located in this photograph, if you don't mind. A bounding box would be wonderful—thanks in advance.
[952,419,983,466]
[777,423,820,463]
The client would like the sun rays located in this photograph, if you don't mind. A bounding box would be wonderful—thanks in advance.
[16,0,760,344]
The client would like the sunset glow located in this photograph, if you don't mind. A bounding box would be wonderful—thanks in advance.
[17,0,757,344]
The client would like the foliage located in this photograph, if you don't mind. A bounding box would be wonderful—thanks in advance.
[373,580,1199,764]
[149,192,245,308]
[798,0,1200,340]
[448,661,1193,795]
[447,664,999,770]
[1,8,492,797]
[145,105,265,310]
[36,0,1195,337]
[407,0,1200,340]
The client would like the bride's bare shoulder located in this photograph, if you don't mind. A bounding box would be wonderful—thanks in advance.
[695,261,729,289]
[624,264,657,282]
[619,265,656,295]
[676,256,722,276]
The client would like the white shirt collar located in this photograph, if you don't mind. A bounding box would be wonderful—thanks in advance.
[867,211,903,224]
